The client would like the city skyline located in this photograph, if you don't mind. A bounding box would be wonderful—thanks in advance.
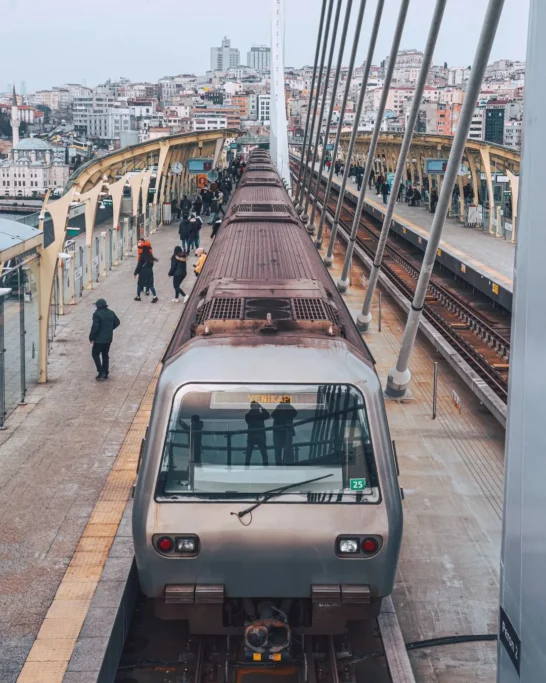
[1,0,530,91]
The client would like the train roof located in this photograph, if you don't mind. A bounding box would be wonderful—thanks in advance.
[163,157,374,367]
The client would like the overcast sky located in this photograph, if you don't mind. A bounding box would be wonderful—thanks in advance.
[1,0,530,92]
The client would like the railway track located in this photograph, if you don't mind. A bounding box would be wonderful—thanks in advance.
[116,596,394,683]
[294,163,511,404]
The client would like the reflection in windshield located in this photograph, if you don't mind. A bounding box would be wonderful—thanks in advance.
[156,384,379,500]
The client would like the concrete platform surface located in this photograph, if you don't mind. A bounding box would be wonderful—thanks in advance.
[315,164,515,308]
[0,217,211,683]
[324,228,504,682]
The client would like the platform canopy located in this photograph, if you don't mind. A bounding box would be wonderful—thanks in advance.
[0,216,43,261]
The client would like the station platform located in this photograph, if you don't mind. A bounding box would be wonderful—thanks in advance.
[3,213,505,682]
[317,165,515,311]
[323,229,504,682]
[0,219,211,683]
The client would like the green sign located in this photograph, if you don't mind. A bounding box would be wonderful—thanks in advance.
[66,227,80,238]
[350,478,367,491]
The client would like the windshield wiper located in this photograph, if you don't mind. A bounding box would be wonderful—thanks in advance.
[231,474,334,521]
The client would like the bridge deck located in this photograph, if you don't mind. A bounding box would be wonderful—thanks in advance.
[3,205,504,683]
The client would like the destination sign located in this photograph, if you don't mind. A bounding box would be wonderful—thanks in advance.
[210,392,324,409]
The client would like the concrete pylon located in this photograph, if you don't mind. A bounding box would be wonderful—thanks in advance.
[270,0,291,191]
[36,187,76,382]
[80,182,104,290]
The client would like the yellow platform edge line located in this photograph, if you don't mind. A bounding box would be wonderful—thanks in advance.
[16,370,161,683]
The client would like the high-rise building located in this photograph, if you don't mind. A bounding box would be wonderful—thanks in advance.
[247,46,271,73]
[485,104,506,145]
[211,37,240,72]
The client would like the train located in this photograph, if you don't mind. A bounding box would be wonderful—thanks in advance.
[133,150,403,661]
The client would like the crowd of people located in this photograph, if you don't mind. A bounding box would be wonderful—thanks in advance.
[89,156,246,380]
[325,157,481,214]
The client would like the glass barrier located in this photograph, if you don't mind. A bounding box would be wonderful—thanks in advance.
[0,262,40,427]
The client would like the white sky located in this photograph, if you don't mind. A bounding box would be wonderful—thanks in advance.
[1,0,530,91]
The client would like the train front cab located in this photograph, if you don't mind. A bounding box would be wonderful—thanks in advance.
[133,341,403,636]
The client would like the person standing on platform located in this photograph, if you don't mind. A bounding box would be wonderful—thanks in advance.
[179,213,191,253]
[430,188,438,212]
[381,180,390,205]
[209,192,219,224]
[169,246,189,303]
[211,217,222,239]
[201,187,211,216]
[217,190,226,217]
[89,298,120,381]
[244,401,271,466]
[193,248,207,278]
[356,167,364,192]
[193,194,203,216]
[134,245,158,303]
[180,195,192,215]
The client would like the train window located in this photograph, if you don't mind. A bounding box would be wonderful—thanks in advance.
[155,384,380,503]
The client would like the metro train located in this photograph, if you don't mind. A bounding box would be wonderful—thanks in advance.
[133,151,403,659]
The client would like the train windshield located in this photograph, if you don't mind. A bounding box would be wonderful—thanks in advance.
[155,384,380,502]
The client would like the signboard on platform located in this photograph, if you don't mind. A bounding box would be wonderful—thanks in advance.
[187,158,213,174]
[425,158,448,175]
[197,174,208,190]
[499,607,521,675]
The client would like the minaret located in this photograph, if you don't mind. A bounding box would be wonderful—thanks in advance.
[11,84,20,148]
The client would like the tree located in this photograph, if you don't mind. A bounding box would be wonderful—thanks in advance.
[36,105,52,125]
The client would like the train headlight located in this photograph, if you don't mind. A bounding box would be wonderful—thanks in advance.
[338,538,359,554]
[175,536,198,553]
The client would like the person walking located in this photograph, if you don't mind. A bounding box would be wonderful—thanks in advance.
[381,180,390,205]
[137,238,153,295]
[188,212,203,252]
[89,298,120,381]
[209,192,219,224]
[134,245,158,303]
[430,188,439,213]
[169,246,189,303]
[179,212,191,253]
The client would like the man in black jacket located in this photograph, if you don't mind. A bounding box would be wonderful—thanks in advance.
[89,299,120,381]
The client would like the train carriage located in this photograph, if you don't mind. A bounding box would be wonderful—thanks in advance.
[133,152,403,656]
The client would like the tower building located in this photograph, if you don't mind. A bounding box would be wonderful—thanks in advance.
[11,84,20,148]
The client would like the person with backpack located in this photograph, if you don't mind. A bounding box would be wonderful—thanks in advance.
[179,212,191,252]
[134,245,158,303]
[188,212,203,252]
[168,246,189,303]
[179,195,192,214]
